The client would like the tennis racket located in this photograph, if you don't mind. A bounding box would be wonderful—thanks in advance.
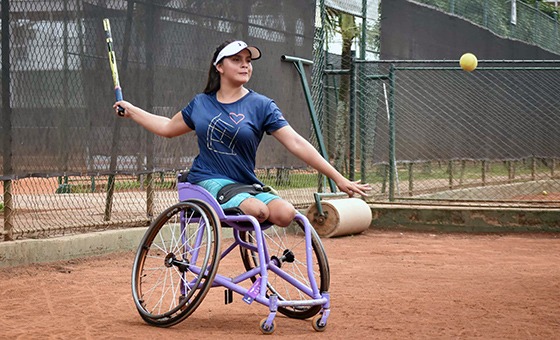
[103,18,125,116]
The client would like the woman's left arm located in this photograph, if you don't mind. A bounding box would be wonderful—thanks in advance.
[271,125,371,197]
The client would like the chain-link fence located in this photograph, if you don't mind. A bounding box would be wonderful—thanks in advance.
[3,0,560,242]
[413,0,560,56]
[1,0,319,241]
[0,168,320,240]
[321,59,560,204]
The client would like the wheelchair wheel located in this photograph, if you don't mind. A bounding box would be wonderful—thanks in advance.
[131,200,221,327]
[239,218,330,320]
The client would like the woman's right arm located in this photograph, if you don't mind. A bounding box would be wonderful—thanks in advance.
[114,101,192,138]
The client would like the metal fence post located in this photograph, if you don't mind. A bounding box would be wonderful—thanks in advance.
[555,11,559,50]
[483,0,489,27]
[1,0,13,241]
[534,1,539,44]
[2,181,13,241]
[104,2,135,221]
[388,64,396,201]
[359,0,368,183]
[349,51,356,181]
[145,2,157,219]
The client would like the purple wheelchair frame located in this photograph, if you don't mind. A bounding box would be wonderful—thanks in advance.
[177,181,331,331]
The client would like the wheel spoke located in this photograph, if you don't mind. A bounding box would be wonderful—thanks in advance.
[131,201,221,326]
[239,219,329,319]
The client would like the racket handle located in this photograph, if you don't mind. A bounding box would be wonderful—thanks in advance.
[115,87,123,101]
[115,87,125,116]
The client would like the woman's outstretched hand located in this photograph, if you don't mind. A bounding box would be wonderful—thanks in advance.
[336,179,372,198]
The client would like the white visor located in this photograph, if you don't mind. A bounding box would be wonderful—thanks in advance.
[213,41,261,66]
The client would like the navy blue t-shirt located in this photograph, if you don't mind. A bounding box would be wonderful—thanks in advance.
[181,90,289,185]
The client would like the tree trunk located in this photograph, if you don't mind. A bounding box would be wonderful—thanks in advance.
[333,14,356,173]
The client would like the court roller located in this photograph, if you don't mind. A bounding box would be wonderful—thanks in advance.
[306,198,372,238]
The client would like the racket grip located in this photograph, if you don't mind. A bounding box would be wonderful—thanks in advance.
[115,87,123,101]
[115,87,125,116]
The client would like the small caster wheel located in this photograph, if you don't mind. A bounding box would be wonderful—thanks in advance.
[312,314,327,332]
[259,318,276,335]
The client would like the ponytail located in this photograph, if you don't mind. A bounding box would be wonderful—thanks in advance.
[203,40,234,94]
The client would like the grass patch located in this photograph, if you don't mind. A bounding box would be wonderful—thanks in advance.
[51,159,553,195]
[55,173,177,194]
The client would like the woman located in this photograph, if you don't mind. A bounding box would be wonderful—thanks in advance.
[114,40,371,227]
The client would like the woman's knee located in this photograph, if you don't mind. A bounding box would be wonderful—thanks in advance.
[239,198,269,223]
[267,199,296,227]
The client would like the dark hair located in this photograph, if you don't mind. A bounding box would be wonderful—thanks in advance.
[203,40,234,94]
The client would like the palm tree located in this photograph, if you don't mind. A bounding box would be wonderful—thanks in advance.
[324,7,360,173]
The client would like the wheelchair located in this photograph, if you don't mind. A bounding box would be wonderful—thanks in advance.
[131,176,331,334]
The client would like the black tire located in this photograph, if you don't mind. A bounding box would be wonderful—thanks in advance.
[239,218,330,319]
[131,200,221,327]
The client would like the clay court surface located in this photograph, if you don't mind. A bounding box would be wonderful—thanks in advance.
[1,230,559,339]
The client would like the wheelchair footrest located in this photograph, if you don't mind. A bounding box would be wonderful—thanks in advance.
[242,277,262,304]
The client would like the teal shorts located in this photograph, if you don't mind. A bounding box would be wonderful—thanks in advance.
[196,178,280,210]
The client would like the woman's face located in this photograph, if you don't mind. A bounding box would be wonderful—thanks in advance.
[217,49,253,86]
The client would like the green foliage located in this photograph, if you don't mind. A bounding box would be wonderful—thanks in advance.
[419,0,449,9]
[324,7,360,43]
[521,0,559,18]
[0,201,3,212]
[368,1,382,52]
[416,0,558,20]
[413,0,560,54]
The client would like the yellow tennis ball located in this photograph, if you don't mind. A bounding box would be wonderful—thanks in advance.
[542,190,548,196]
[460,53,478,72]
